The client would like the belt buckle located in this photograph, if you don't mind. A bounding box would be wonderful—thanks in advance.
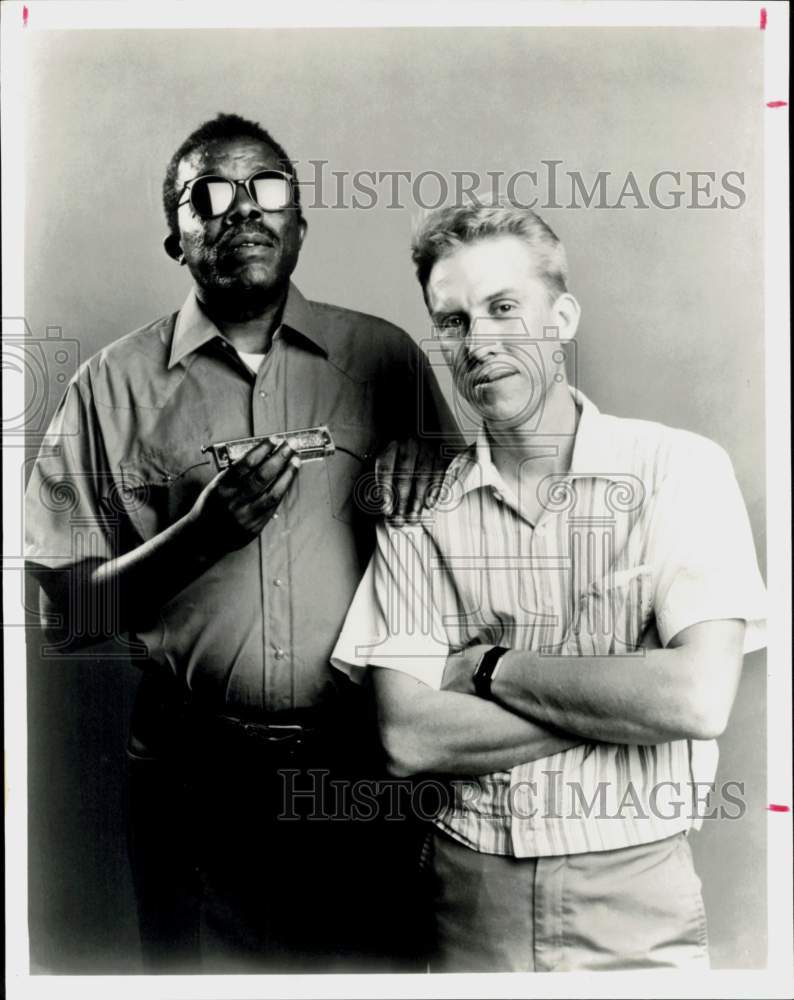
[242,722,305,747]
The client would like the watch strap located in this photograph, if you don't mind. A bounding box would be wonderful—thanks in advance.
[473,646,509,699]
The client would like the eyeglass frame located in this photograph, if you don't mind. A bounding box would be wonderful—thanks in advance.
[176,168,298,217]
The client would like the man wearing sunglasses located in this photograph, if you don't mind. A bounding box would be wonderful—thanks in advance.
[25,113,458,971]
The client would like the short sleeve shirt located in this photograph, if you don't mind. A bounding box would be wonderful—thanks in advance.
[25,283,457,718]
[331,390,767,856]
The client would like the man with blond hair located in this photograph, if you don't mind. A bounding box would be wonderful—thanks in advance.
[332,202,766,971]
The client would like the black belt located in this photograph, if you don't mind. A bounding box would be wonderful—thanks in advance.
[212,715,315,747]
[129,669,368,760]
[182,704,337,756]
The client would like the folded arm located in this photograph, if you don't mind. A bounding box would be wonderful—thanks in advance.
[371,666,581,778]
[445,619,746,744]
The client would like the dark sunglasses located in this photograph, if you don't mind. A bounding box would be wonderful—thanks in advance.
[177,169,295,218]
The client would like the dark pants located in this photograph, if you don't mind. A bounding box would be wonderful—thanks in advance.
[126,690,427,973]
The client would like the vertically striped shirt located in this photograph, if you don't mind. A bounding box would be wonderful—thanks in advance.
[332,390,766,857]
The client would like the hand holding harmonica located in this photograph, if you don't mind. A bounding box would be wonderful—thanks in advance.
[203,426,335,470]
[187,435,301,558]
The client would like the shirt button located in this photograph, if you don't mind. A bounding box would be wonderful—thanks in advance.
[274,648,286,660]
[271,512,279,520]
[492,489,503,502]
[273,578,283,587]
[259,390,267,398]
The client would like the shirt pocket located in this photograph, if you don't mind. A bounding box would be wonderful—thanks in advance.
[568,566,655,655]
[119,450,215,543]
[323,423,377,524]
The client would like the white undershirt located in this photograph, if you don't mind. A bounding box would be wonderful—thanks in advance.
[235,326,281,374]
[237,350,266,374]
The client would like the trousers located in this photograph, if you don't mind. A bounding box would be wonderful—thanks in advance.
[424,827,710,972]
[126,697,427,973]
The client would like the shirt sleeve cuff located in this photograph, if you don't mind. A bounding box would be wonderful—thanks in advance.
[657,603,767,654]
[331,638,449,689]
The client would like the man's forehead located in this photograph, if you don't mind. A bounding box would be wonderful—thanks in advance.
[178,136,282,180]
[428,238,541,307]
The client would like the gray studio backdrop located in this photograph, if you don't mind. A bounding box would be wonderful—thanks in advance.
[23,27,766,971]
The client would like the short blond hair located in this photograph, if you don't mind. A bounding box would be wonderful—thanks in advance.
[411,201,568,302]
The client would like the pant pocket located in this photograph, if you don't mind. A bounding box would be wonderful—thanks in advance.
[672,834,710,956]
[556,833,710,970]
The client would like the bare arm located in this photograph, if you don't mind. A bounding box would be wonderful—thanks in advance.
[34,438,300,650]
[442,620,746,744]
[372,667,581,778]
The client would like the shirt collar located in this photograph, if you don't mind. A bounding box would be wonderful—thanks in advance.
[567,387,620,478]
[168,281,328,370]
[445,387,620,500]
[280,282,329,356]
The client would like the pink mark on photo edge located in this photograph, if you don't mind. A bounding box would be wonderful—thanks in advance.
[766,101,788,108]
[760,7,767,29]
[23,4,28,26]
[767,804,791,812]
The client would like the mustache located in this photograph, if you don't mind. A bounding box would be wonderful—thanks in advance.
[218,223,280,250]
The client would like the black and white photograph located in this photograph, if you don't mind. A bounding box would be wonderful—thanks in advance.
[2,2,791,998]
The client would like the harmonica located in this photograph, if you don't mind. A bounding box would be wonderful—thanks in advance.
[203,426,336,470]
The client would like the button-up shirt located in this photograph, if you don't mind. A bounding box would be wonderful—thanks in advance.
[332,389,767,857]
[25,283,455,719]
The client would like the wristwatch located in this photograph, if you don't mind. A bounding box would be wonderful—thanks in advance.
[472,646,509,699]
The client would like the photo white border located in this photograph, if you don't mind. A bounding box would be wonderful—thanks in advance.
[2,2,790,998]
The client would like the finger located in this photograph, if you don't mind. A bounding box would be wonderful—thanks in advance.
[390,440,418,523]
[248,454,301,521]
[232,437,278,479]
[267,453,301,507]
[374,441,398,516]
[244,439,295,494]
[424,471,446,511]
[406,445,448,517]
[424,451,450,510]
[407,469,433,521]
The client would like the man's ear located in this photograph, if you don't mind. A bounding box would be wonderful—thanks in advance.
[163,233,184,263]
[298,216,308,247]
[551,293,581,342]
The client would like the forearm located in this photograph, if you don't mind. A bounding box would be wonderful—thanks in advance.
[35,439,300,652]
[491,640,738,743]
[37,512,223,649]
[379,683,580,777]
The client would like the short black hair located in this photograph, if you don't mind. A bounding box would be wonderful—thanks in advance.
[162,112,303,238]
